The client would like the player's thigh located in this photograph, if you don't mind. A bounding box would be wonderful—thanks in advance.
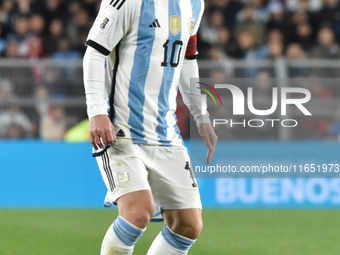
[147,146,202,210]
[95,144,151,204]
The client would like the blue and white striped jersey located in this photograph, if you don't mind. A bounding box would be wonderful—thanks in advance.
[86,0,204,146]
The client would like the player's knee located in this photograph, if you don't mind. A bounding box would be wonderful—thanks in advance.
[126,203,154,228]
[188,217,203,239]
[137,205,154,227]
[172,216,203,240]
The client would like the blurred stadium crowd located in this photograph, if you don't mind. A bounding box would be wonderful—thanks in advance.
[199,0,340,60]
[1,0,340,140]
[0,0,100,58]
[0,0,340,60]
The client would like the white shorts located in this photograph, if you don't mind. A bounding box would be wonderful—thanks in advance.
[94,144,202,210]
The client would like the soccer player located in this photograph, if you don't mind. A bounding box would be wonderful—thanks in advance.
[83,0,217,254]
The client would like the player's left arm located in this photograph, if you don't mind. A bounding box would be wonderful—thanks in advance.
[179,57,218,164]
[178,4,217,163]
[178,0,217,164]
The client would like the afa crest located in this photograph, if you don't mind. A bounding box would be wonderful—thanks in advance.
[170,16,180,36]
[188,17,195,34]
[118,170,130,185]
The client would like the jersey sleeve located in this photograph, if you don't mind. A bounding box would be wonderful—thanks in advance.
[185,0,204,59]
[86,0,138,56]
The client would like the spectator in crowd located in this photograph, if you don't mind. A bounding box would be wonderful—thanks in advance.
[1,37,36,97]
[0,24,6,54]
[249,70,278,139]
[0,105,32,138]
[311,25,340,58]
[40,105,67,140]
[44,19,66,55]
[293,22,315,51]
[286,43,309,76]
[212,0,244,30]
[7,16,31,57]
[217,27,240,58]
[82,0,100,20]
[236,0,268,24]
[289,1,318,42]
[286,0,323,12]
[256,29,284,59]
[29,14,46,37]
[266,38,284,59]
[51,37,81,78]
[41,0,68,28]
[317,0,340,32]
[199,10,226,46]
[66,8,90,54]
[236,30,257,59]
[253,70,274,99]
[0,75,14,100]
[68,1,85,17]
[206,46,227,60]
[27,35,44,59]
[236,30,259,77]
[235,2,266,46]
[286,43,307,59]
[4,124,25,139]
[34,85,49,117]
[265,1,286,35]
[12,0,33,18]
[210,68,227,80]
[1,39,20,58]
[0,0,14,29]
[51,37,81,60]
[0,77,15,115]
[42,68,69,98]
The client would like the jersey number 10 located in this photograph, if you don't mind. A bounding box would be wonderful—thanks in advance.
[161,40,183,67]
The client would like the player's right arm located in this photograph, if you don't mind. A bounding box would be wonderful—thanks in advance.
[84,46,116,149]
[83,0,138,149]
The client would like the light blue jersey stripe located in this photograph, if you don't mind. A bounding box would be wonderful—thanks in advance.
[128,0,156,144]
[155,0,182,145]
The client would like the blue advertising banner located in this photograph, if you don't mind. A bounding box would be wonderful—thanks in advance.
[198,178,340,208]
[1,141,340,208]
[0,141,106,208]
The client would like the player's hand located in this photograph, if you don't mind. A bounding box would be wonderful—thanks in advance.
[198,123,218,164]
[89,114,117,150]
